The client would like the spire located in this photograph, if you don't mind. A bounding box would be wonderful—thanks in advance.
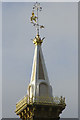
[15,3,66,119]
[27,2,53,101]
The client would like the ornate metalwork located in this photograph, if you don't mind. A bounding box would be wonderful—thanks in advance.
[32,34,44,45]
[30,2,45,46]
[15,95,66,112]
[30,2,44,36]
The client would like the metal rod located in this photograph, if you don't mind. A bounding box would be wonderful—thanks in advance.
[36,7,39,35]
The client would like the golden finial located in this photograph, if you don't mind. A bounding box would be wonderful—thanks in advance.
[30,2,45,45]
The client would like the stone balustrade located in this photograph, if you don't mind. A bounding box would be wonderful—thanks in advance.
[16,95,66,111]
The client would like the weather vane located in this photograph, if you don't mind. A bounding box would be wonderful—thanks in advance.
[30,2,44,36]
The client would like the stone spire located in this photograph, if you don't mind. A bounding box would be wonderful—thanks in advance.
[27,2,53,102]
[15,3,66,119]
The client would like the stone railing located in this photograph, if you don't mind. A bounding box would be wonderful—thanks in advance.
[16,95,27,111]
[34,96,65,105]
[16,95,65,111]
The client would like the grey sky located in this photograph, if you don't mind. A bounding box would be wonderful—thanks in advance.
[2,2,78,118]
[0,2,2,120]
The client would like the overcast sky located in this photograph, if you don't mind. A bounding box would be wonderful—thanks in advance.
[2,2,78,118]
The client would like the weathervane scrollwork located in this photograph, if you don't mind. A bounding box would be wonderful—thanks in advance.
[30,2,44,36]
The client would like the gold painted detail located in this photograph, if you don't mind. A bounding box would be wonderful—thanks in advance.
[33,35,44,46]
[15,95,66,114]
[30,2,44,36]
[16,96,27,112]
